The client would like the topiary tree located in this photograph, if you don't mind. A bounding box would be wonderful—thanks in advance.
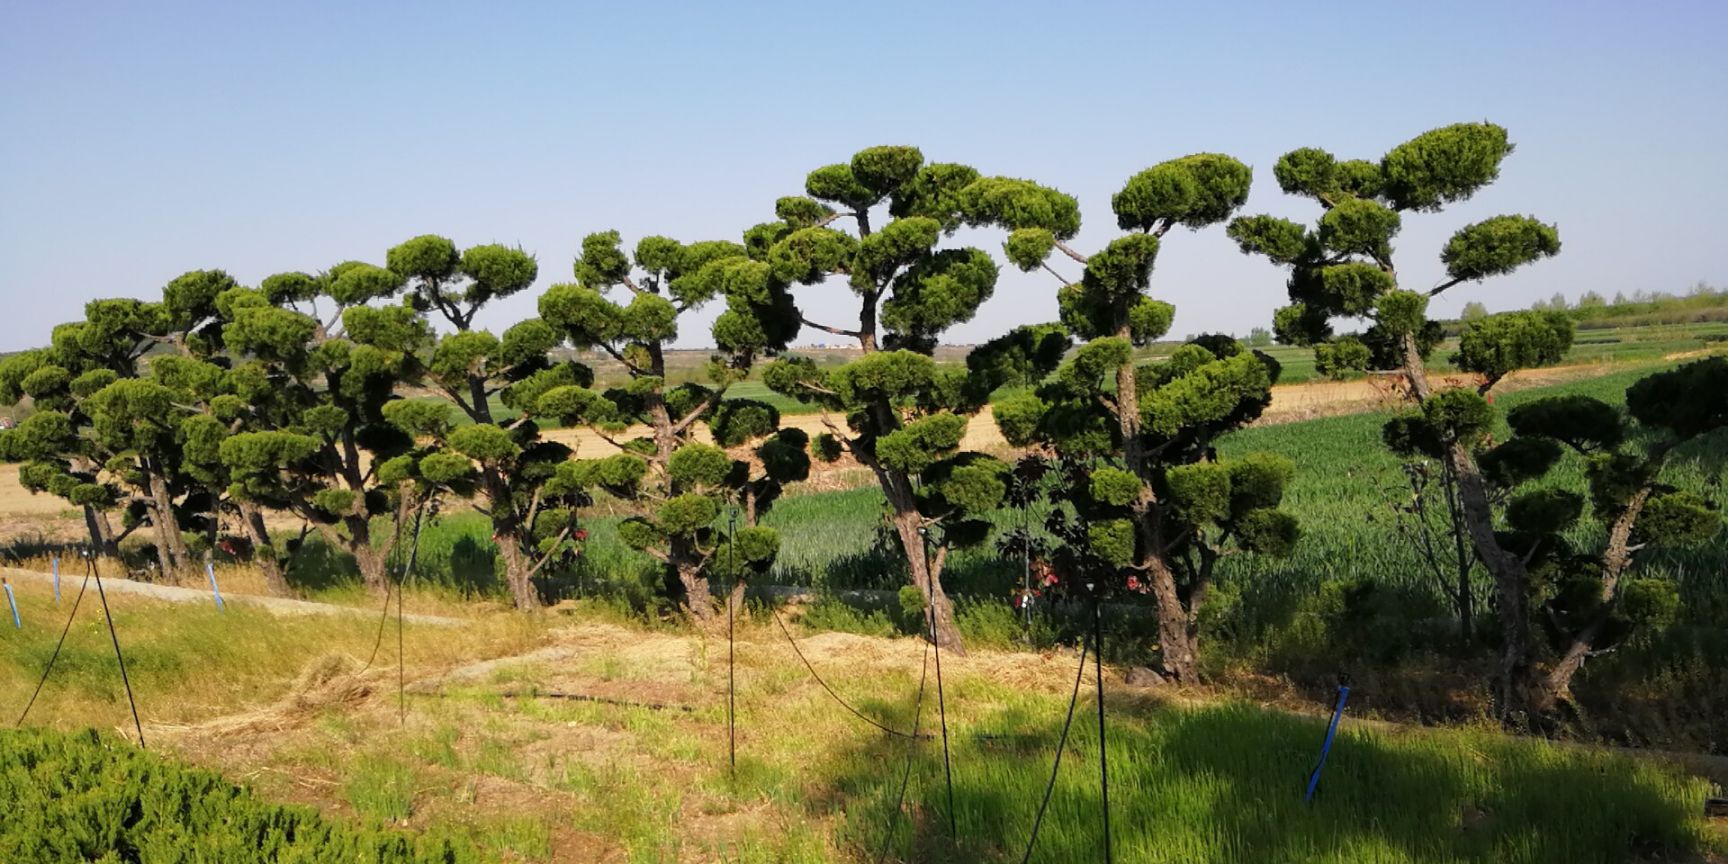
[0,272,238,572]
[381,233,591,609]
[0,345,126,556]
[535,231,806,621]
[1390,358,1726,716]
[217,264,430,592]
[756,145,1074,653]
[993,154,1300,682]
[1228,123,1571,713]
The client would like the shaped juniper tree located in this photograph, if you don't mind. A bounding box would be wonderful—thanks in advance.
[218,263,429,592]
[1228,123,1570,712]
[535,231,806,621]
[0,272,236,571]
[380,234,589,609]
[0,344,126,556]
[1387,358,1726,715]
[993,155,1300,682]
[756,145,1073,653]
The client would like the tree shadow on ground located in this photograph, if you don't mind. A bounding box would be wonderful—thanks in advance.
[808,694,1707,864]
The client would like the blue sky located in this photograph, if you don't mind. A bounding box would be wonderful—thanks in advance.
[2,0,1723,351]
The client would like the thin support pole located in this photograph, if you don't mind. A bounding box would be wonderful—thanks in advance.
[91,554,145,748]
[205,561,225,611]
[728,507,737,777]
[1021,510,1032,639]
[397,563,404,726]
[398,502,426,727]
[923,528,956,842]
[52,555,60,604]
[3,579,18,629]
[17,561,91,727]
[1092,590,1112,864]
[1304,680,1352,803]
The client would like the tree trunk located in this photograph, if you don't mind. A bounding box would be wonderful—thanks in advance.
[889,507,965,655]
[675,556,714,623]
[1145,555,1198,682]
[495,529,544,610]
[344,515,388,593]
[1113,323,1198,682]
[1530,486,1654,714]
[146,471,192,575]
[82,505,120,558]
[1399,331,1538,716]
[238,500,289,596]
[1440,462,1475,644]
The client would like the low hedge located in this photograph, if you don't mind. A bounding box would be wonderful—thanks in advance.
[0,728,475,863]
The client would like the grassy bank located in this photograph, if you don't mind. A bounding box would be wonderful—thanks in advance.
[0,596,1718,863]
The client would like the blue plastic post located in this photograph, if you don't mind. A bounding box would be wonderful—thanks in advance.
[1304,685,1351,803]
[4,580,19,629]
[51,555,60,604]
[205,561,225,611]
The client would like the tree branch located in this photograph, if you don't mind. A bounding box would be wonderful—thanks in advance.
[670,389,724,437]
[1428,277,1464,297]
[799,316,863,339]
[1053,240,1089,264]
[1039,261,1071,286]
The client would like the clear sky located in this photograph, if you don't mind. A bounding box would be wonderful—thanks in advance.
[2,0,1723,351]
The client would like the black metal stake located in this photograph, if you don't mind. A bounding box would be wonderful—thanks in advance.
[1091,587,1112,864]
[728,507,737,777]
[399,502,426,727]
[923,527,957,841]
[91,553,145,748]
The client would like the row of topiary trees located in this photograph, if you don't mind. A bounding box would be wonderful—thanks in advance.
[1,123,1720,719]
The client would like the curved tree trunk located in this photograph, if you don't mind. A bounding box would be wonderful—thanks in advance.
[890,507,965,655]
[343,514,388,594]
[1145,555,1199,683]
[1399,332,1539,716]
[495,529,544,611]
[675,557,715,623]
[82,505,120,558]
[146,472,192,577]
[237,500,289,596]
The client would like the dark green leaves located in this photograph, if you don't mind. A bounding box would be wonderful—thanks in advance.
[1226,216,1309,265]
[574,231,632,288]
[1625,356,1728,439]
[1113,153,1252,232]
[387,235,460,282]
[850,146,924,196]
[1317,198,1400,258]
[327,263,404,306]
[1441,216,1560,283]
[1634,491,1719,546]
[1478,436,1563,487]
[460,244,538,302]
[806,163,877,211]
[1507,395,1624,452]
[1381,122,1513,212]
[1004,228,1056,272]
[1506,489,1584,534]
[874,412,966,473]
[956,177,1082,239]
[667,443,731,489]
[1453,311,1573,383]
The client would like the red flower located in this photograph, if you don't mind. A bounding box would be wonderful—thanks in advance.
[574,529,589,542]
[1126,575,1140,591]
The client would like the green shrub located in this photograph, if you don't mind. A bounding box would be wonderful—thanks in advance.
[0,728,475,862]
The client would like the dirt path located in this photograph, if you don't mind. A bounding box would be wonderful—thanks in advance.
[0,565,462,626]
